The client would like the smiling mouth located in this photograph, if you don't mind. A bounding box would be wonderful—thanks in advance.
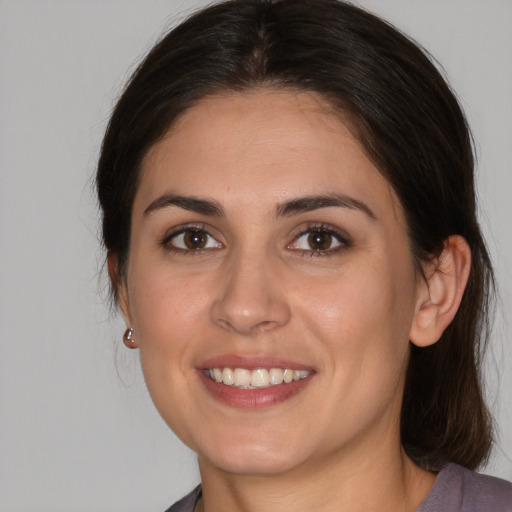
[205,367,311,389]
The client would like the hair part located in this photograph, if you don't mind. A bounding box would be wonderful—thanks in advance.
[97,0,494,470]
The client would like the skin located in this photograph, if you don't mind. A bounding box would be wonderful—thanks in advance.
[116,90,470,512]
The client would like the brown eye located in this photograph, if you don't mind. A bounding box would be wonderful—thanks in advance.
[289,227,347,254]
[183,230,207,249]
[167,228,222,251]
[307,231,333,251]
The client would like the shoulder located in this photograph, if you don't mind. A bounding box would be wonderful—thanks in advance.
[418,463,512,512]
[164,486,202,512]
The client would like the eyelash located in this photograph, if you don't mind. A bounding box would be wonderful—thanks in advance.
[289,223,351,257]
[161,224,223,255]
[161,223,351,256]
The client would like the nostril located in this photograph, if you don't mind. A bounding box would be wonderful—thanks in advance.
[252,320,278,334]
[213,316,279,335]
[211,302,291,335]
[210,259,292,335]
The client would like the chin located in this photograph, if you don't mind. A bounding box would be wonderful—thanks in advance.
[193,429,312,477]
[201,448,306,477]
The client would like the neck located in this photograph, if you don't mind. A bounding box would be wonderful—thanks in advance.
[198,441,435,512]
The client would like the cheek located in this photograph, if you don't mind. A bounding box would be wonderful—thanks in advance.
[127,258,214,383]
[299,259,414,342]
[127,269,214,442]
[296,253,417,399]
[128,245,209,331]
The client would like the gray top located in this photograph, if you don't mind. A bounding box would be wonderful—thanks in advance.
[416,463,512,511]
[165,463,512,512]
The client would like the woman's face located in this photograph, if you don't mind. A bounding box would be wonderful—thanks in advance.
[119,90,424,476]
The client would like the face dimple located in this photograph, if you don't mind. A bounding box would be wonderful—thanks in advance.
[122,89,420,477]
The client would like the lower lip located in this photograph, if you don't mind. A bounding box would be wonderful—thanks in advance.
[197,371,313,409]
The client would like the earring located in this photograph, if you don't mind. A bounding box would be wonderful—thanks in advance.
[123,328,137,349]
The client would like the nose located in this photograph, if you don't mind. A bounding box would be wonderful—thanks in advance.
[210,249,291,335]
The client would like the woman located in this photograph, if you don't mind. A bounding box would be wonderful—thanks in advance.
[96,0,512,510]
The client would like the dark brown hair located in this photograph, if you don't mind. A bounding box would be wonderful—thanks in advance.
[97,0,494,470]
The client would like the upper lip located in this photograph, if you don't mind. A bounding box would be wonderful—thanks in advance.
[198,354,313,371]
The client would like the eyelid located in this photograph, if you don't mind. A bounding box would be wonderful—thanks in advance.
[161,223,224,253]
[287,223,351,255]
[160,222,350,256]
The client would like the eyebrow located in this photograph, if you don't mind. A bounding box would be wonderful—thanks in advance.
[143,192,376,220]
[276,194,376,220]
[144,194,225,217]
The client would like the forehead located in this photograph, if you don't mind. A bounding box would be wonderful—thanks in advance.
[147,89,358,169]
[138,89,403,222]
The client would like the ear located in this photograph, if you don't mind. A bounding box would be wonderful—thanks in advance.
[409,235,471,348]
[107,253,133,327]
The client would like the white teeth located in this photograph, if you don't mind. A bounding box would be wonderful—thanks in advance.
[294,370,309,381]
[283,369,294,383]
[206,367,310,388]
[233,368,251,387]
[250,369,269,387]
[222,368,234,385]
[269,368,284,385]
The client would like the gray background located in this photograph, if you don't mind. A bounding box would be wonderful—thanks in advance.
[1,1,511,510]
